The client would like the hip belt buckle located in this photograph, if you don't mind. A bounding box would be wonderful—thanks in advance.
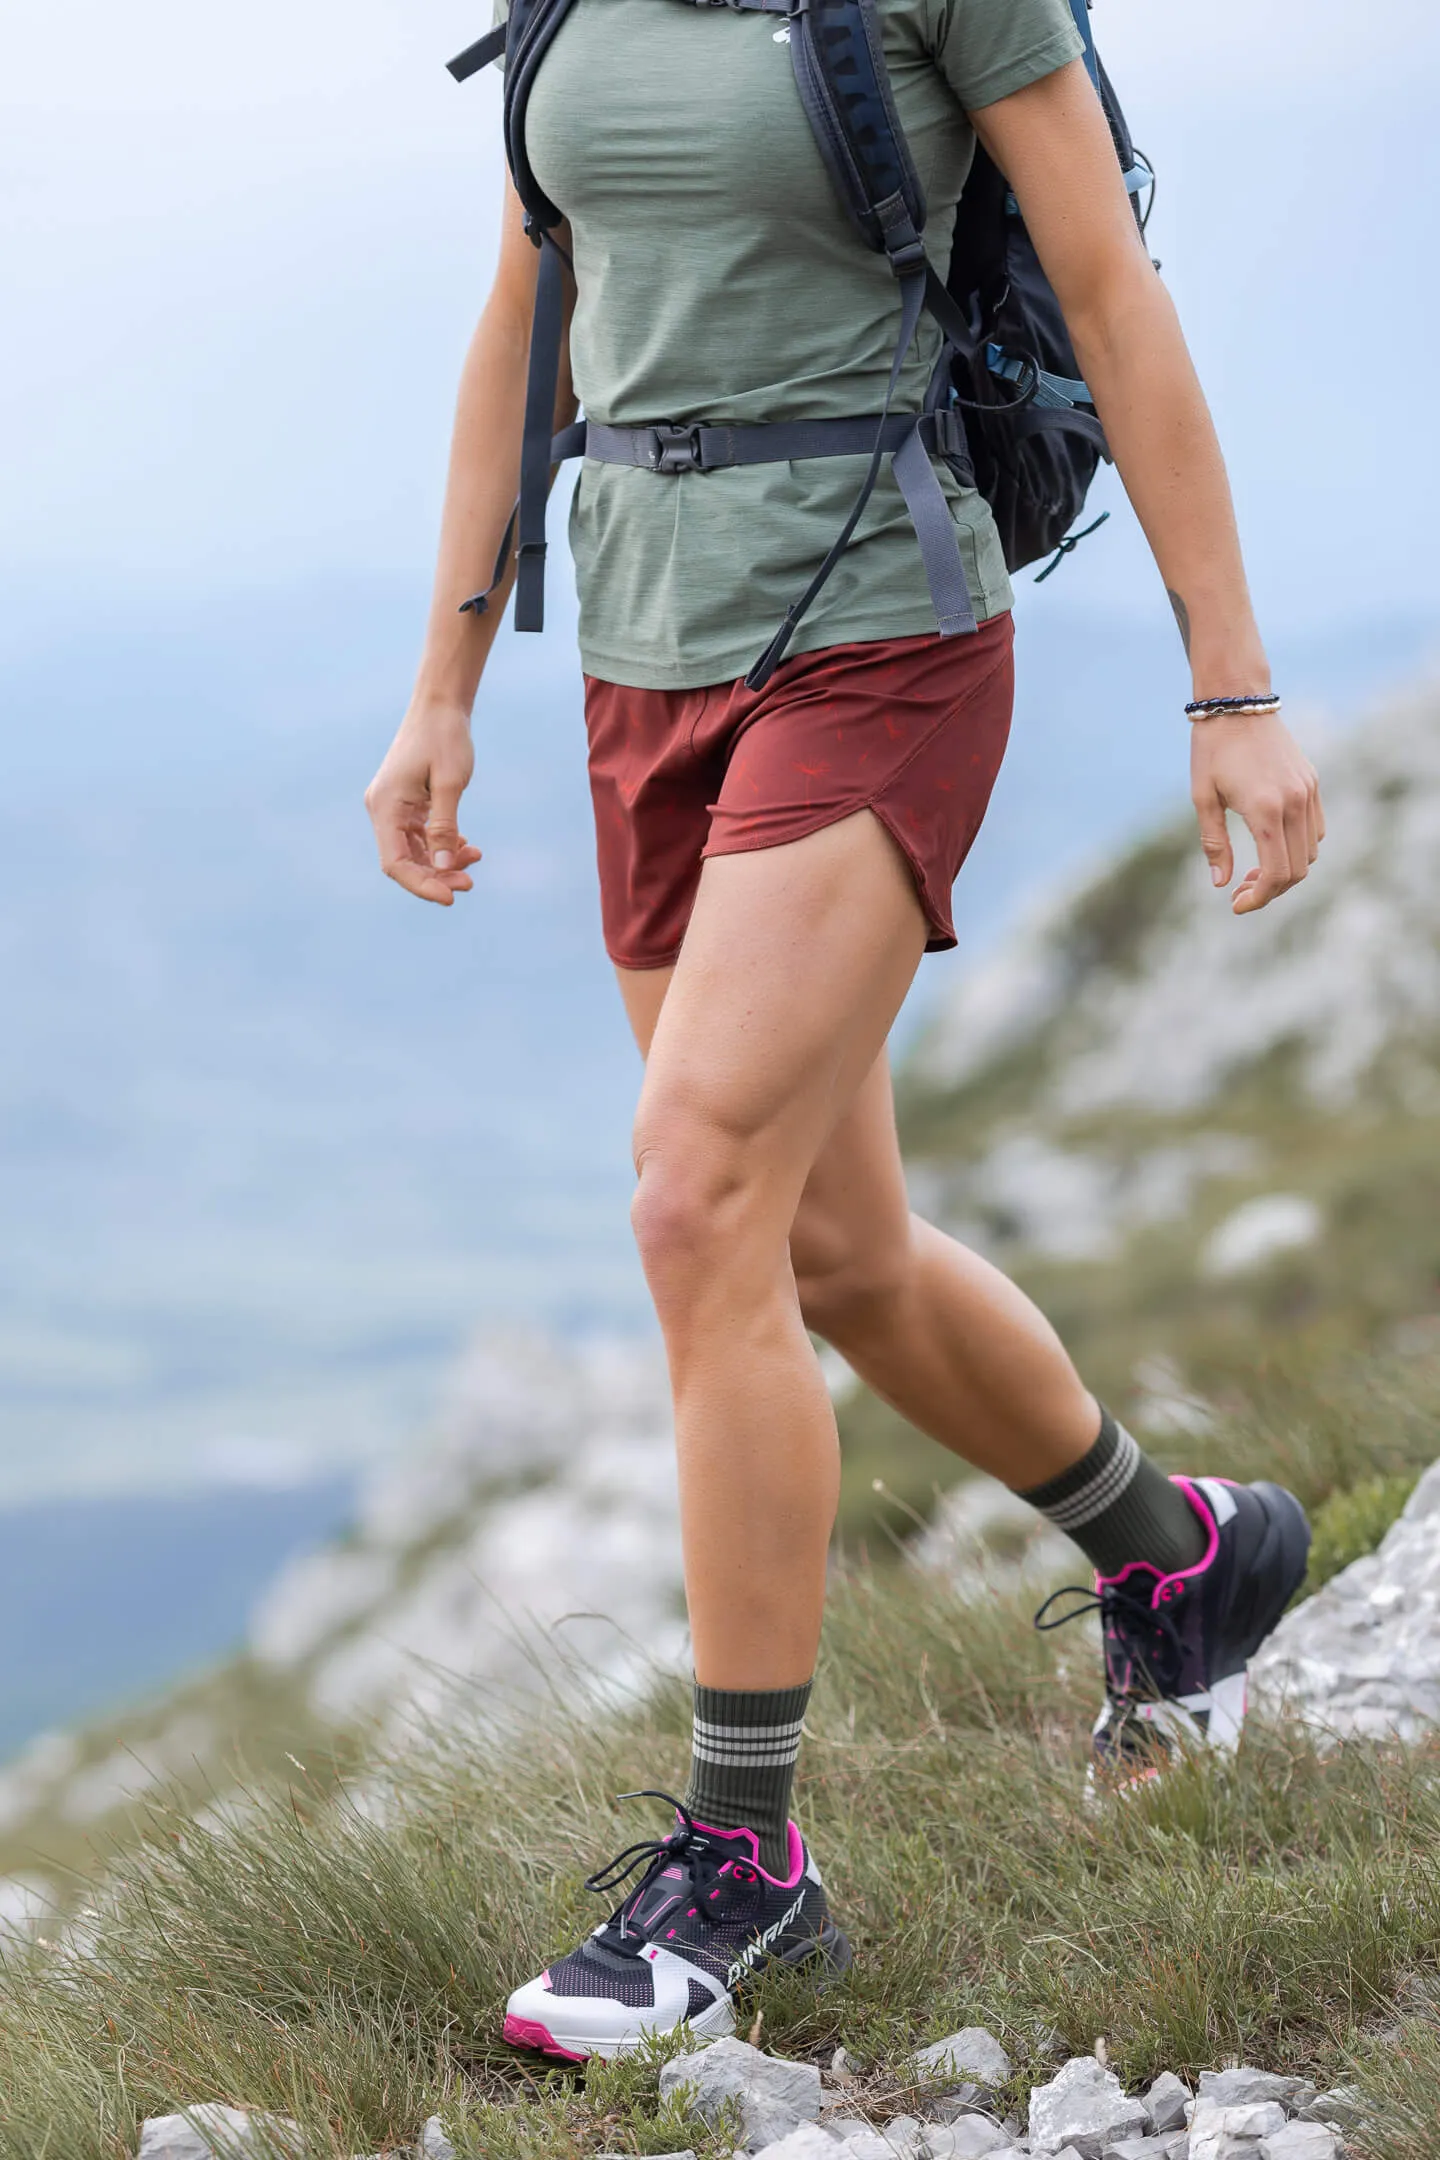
[648,423,705,474]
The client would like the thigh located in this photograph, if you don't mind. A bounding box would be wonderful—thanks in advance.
[634,808,928,1226]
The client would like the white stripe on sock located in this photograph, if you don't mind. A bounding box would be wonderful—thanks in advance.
[690,1738,802,1766]
[692,1717,807,1744]
[1038,1428,1141,1531]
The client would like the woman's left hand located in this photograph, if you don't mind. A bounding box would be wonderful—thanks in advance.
[1189,711,1325,915]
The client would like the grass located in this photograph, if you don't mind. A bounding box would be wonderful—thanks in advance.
[3,1507,1440,2160]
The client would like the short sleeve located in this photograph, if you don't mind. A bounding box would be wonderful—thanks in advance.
[492,0,509,66]
[931,0,1085,114]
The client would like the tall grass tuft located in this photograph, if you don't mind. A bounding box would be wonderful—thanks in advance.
[1,1550,1438,2157]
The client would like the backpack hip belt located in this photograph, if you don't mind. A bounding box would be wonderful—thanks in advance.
[465,409,980,666]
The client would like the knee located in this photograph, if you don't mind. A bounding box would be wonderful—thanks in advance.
[792,1212,914,1346]
[630,1118,762,1313]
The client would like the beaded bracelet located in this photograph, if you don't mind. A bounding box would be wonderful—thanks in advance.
[1185,692,1282,720]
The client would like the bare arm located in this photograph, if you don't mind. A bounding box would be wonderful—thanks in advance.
[365,184,575,903]
[973,61,1323,913]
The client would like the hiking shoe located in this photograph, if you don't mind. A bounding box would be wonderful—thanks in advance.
[502,1789,851,2062]
[1036,1475,1312,1787]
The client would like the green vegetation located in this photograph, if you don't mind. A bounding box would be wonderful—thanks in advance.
[3,1454,1440,2158]
[1303,1473,1422,1596]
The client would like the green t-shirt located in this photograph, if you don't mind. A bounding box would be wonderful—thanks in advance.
[508,0,1083,687]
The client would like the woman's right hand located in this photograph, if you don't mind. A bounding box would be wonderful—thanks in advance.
[364,701,482,906]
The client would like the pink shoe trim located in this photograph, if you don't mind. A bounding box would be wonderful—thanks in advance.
[684,1814,806,1888]
[503,2012,588,2064]
[1095,1477,1222,1609]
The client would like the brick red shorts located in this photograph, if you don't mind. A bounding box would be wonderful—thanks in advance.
[583,614,1014,969]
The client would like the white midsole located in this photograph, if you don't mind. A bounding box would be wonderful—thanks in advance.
[572,1994,736,2061]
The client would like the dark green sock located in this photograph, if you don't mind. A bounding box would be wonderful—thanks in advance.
[1019,1408,1207,1579]
[683,1679,811,1877]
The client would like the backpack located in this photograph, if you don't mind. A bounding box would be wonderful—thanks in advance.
[448,0,1152,689]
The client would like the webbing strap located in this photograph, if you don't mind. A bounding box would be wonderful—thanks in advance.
[571,412,966,471]
[891,426,977,637]
[446,24,507,81]
[514,234,567,632]
[745,266,936,691]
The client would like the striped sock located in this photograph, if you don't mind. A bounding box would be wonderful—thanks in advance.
[683,1680,812,1877]
[1019,1408,1207,1579]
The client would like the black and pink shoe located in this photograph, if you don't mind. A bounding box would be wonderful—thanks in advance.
[1037,1475,1312,1786]
[503,1790,851,2062]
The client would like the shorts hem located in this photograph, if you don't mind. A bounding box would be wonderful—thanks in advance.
[700,632,1013,952]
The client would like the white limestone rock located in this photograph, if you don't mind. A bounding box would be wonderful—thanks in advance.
[1187,2101,1288,2160]
[1259,2129,1342,2160]
[1029,2058,1149,2157]
[1252,1459,1440,1741]
[755,2125,854,2160]
[660,2037,823,2150]
[913,2028,1013,2091]
[1295,2088,1366,2131]
[418,2119,456,2160]
[1143,2076,1193,2135]
[136,2107,303,2159]
[924,2119,1016,2159]
[1195,2070,1312,2109]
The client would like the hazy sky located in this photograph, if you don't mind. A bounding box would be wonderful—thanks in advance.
[5,0,1439,633]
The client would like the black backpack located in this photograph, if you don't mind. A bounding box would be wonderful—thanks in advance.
[449,0,1151,688]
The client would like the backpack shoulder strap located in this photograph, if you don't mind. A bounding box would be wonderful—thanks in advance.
[783,0,927,276]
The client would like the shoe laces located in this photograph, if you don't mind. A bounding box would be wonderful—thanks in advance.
[582,1790,753,1957]
[1034,1580,1188,1703]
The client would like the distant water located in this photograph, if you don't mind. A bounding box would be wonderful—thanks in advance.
[0,1478,355,1757]
[0,570,1433,1502]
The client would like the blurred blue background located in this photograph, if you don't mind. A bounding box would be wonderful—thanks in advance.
[1,0,1437,1733]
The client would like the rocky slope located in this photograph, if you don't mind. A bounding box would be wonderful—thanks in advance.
[889,676,1440,1445]
[6,672,1440,1926]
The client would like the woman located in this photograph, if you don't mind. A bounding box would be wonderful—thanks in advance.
[366,0,1324,2062]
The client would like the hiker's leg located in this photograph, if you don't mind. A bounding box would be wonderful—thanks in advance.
[789,1050,1098,1484]
[618,977,1097,1489]
[789,1055,1206,1574]
[625,809,928,1692]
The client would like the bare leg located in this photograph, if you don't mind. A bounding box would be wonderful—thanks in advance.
[788,1053,1099,1485]
[625,811,928,1689]
[616,972,1096,1522]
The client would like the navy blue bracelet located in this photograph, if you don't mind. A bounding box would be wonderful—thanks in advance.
[1185,692,1282,719]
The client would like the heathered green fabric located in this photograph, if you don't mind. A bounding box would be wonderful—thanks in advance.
[503,0,1084,688]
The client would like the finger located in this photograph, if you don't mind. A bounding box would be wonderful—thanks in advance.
[1233,797,1294,914]
[1312,774,1327,846]
[1192,789,1234,889]
[384,855,456,905]
[1305,787,1321,865]
[426,772,469,872]
[1282,792,1312,885]
[375,809,458,904]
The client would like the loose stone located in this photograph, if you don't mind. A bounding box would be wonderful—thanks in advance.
[659,2037,823,2150]
[913,2029,1014,2091]
[137,2106,304,2159]
[1029,2059,1149,2158]
[1142,2077,1193,2136]
[1258,2129,1342,2160]
[1195,2072,1311,2110]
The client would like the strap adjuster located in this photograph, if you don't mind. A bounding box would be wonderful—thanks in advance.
[647,424,706,474]
[926,408,967,459]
